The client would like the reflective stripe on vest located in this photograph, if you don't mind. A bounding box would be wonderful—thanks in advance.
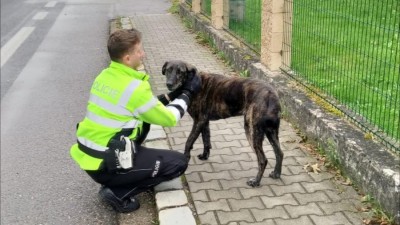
[89,94,132,116]
[80,79,142,153]
[85,79,143,129]
[119,79,141,106]
[78,137,108,151]
[85,111,139,129]
[133,97,158,117]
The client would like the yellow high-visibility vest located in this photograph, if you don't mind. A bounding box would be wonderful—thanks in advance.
[70,61,179,171]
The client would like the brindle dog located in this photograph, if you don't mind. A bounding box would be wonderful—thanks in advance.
[162,60,283,187]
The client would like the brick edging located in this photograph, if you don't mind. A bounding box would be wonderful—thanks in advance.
[145,127,197,225]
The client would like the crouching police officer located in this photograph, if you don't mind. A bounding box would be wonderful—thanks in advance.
[70,28,201,213]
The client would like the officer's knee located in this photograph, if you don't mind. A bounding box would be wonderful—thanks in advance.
[177,154,188,173]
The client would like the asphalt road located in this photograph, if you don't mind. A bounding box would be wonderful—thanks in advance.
[1,0,171,224]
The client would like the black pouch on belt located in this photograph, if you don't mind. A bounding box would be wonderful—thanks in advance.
[103,139,125,172]
[104,137,136,172]
[103,149,119,172]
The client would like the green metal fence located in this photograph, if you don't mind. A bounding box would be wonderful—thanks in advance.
[282,0,400,152]
[201,0,211,17]
[223,0,261,52]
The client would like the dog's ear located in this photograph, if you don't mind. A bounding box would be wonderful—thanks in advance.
[186,63,198,80]
[162,61,168,75]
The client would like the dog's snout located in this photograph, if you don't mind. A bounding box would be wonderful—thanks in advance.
[166,83,173,89]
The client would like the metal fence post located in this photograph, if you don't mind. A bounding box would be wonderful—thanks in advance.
[192,0,201,13]
[282,0,292,70]
[260,0,284,71]
[211,0,224,29]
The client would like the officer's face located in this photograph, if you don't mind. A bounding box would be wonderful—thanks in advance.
[124,42,145,70]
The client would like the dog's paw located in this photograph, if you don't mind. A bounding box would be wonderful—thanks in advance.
[197,153,209,160]
[246,178,260,187]
[269,171,281,179]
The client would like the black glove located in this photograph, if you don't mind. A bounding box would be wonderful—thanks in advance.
[134,122,151,145]
[182,74,202,100]
[157,88,183,105]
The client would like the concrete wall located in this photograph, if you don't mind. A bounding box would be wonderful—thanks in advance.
[179,2,400,220]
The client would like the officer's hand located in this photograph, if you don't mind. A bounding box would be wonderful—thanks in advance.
[182,75,202,96]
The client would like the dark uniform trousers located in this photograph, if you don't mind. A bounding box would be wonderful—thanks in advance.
[86,144,188,199]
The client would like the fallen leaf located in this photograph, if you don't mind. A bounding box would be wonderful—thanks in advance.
[303,163,321,174]
[342,178,353,186]
[311,163,321,174]
[363,219,371,224]
[303,163,312,172]
[360,207,371,212]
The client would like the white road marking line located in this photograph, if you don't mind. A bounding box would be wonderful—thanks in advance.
[45,1,57,7]
[1,27,35,68]
[32,11,48,20]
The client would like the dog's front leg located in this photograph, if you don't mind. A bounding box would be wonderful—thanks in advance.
[184,119,206,161]
[198,120,211,160]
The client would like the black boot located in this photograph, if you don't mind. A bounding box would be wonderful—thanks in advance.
[99,186,140,213]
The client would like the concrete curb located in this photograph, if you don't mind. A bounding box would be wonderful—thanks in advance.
[146,126,196,225]
[179,3,400,221]
[110,19,197,225]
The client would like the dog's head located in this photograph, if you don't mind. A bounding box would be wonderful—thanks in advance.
[162,60,198,91]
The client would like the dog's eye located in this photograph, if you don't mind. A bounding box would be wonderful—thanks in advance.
[178,67,186,74]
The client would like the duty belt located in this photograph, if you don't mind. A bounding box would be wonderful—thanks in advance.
[77,140,108,158]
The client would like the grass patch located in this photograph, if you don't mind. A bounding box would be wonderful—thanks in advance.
[288,0,400,147]
[227,0,261,52]
[111,16,123,30]
[182,17,194,30]
[168,0,180,14]
[217,51,229,63]
[194,31,233,66]
[199,0,261,51]
[201,0,211,17]
[195,31,212,46]
[239,69,250,78]
[361,195,397,225]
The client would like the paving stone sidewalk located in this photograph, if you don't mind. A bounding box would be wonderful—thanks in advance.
[128,14,370,225]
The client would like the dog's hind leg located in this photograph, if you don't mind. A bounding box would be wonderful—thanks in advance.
[265,127,283,179]
[244,116,268,187]
[198,120,211,160]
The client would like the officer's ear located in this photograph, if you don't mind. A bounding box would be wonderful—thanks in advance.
[121,53,131,66]
[162,61,169,75]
